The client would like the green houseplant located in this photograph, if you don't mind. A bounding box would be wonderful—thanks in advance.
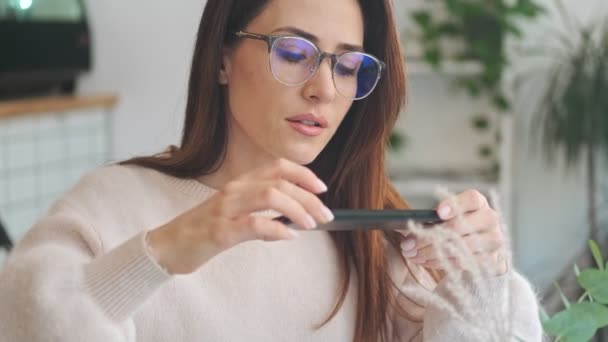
[522,3,608,340]
[533,16,608,244]
[407,0,543,179]
[542,240,608,341]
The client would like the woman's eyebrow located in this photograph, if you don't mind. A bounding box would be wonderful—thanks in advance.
[271,26,364,52]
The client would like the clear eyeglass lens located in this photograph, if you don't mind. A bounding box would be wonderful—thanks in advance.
[269,37,381,99]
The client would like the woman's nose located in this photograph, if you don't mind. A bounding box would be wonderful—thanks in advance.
[301,58,336,103]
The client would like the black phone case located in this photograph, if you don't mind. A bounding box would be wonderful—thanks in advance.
[273,209,443,231]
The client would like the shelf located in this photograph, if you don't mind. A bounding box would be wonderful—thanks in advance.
[0,94,118,119]
[391,176,502,209]
[392,176,499,197]
[405,60,483,76]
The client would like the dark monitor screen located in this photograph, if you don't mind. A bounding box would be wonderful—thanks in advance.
[0,0,84,22]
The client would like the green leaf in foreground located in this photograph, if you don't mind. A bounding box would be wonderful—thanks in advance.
[589,240,604,270]
[578,269,608,304]
[555,282,570,309]
[543,302,608,341]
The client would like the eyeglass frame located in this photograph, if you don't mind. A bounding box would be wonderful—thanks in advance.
[234,30,386,100]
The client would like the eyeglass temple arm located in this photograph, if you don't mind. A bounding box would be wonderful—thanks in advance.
[235,31,273,51]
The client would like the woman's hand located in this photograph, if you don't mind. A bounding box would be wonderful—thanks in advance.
[399,190,508,276]
[147,159,334,275]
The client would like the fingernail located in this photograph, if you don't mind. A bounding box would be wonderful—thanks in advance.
[401,239,416,252]
[403,249,418,258]
[287,228,300,239]
[321,206,334,222]
[316,179,328,193]
[438,205,451,219]
[305,215,317,229]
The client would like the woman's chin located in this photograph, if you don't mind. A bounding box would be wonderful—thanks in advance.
[280,148,321,166]
[289,154,318,166]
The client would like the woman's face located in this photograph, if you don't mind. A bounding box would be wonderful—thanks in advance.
[221,0,364,165]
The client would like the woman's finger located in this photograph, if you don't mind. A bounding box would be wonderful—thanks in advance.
[406,228,504,264]
[231,215,299,243]
[442,207,500,236]
[418,256,463,270]
[217,182,319,229]
[402,208,499,254]
[436,189,489,220]
[245,158,328,194]
[271,179,334,225]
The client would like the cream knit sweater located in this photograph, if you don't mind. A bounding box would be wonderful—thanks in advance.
[0,165,543,341]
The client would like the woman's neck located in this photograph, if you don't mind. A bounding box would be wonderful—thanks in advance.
[197,117,277,189]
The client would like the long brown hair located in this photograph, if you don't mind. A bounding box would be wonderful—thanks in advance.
[122,1,421,340]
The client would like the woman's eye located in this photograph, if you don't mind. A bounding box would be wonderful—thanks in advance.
[276,48,308,63]
[335,63,357,76]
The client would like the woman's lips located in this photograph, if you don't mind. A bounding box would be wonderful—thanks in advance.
[287,113,328,137]
[286,113,328,137]
[286,113,328,128]
[287,120,325,137]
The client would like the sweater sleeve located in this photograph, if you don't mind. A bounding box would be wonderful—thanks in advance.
[421,270,544,341]
[0,200,172,342]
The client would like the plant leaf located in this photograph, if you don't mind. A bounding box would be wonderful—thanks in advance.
[574,263,581,277]
[492,94,510,111]
[518,0,545,17]
[423,47,442,67]
[585,302,608,327]
[539,306,550,322]
[388,132,405,151]
[472,115,490,131]
[478,145,493,159]
[578,269,608,304]
[555,282,571,309]
[543,302,608,340]
[412,10,433,29]
[456,78,481,97]
[589,240,604,270]
[437,22,461,36]
[543,310,596,341]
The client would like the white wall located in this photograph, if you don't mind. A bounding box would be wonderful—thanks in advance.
[389,71,497,177]
[78,0,206,160]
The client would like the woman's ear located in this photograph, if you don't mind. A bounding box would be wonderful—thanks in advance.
[218,48,232,85]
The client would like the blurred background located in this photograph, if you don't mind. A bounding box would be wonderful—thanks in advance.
[0,0,607,339]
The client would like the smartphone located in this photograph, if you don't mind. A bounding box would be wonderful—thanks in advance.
[273,209,443,231]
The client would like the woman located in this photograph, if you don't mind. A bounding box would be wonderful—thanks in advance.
[0,0,543,341]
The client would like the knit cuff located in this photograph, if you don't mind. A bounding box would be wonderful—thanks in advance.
[432,270,510,312]
[83,231,172,322]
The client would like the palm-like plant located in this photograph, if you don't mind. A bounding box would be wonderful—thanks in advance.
[534,11,608,244]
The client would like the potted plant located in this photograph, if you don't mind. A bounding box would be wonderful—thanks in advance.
[532,15,608,245]
[542,240,608,341]
[406,0,543,180]
[519,2,608,339]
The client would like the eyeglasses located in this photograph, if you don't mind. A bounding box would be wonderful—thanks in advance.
[234,31,385,100]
